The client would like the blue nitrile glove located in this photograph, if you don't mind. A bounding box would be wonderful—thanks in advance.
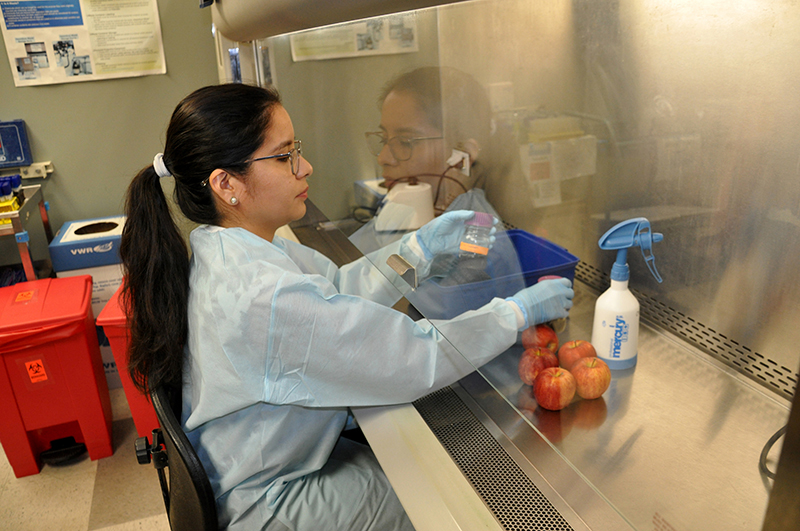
[506,278,574,328]
[414,210,498,260]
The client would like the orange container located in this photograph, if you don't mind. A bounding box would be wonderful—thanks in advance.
[0,276,113,478]
[96,283,160,438]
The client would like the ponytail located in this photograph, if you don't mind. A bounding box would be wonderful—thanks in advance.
[120,165,190,394]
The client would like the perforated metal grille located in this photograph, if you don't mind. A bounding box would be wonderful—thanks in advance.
[413,387,574,531]
[576,261,799,401]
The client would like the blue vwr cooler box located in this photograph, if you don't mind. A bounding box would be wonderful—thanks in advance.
[49,217,125,271]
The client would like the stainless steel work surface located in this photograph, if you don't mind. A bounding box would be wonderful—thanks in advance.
[467,281,791,531]
[290,202,790,529]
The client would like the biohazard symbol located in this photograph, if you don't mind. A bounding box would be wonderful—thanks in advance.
[25,360,48,383]
[15,291,34,303]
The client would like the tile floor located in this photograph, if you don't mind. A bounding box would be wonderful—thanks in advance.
[0,388,170,530]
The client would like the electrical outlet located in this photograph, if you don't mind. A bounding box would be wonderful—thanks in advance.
[447,149,470,177]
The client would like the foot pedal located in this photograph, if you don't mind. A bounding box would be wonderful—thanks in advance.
[40,436,88,465]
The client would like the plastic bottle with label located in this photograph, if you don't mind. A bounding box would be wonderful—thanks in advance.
[591,218,663,370]
[459,212,494,257]
[434,211,495,288]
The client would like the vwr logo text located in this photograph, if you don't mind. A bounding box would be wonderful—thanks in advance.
[70,242,114,255]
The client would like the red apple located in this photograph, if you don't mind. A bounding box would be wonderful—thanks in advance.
[557,340,597,370]
[571,357,612,399]
[533,367,576,411]
[518,347,558,386]
[521,324,559,351]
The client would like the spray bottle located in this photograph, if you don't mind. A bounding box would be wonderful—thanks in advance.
[591,217,663,370]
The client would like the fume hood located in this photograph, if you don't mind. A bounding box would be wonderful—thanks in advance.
[207,1,800,529]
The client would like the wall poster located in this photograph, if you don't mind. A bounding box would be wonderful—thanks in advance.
[290,13,417,62]
[1,0,166,87]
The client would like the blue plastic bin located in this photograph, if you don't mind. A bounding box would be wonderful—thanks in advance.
[405,229,579,320]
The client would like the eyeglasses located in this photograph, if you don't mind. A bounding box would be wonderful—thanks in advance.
[245,139,303,176]
[365,132,443,161]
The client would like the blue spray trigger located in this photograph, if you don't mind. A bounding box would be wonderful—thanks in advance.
[637,223,663,283]
[598,217,663,283]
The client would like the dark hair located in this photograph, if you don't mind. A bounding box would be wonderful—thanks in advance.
[120,83,282,394]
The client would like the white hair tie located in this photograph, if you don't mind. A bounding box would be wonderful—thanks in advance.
[153,153,171,178]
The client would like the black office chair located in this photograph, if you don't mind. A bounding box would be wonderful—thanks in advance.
[135,385,219,531]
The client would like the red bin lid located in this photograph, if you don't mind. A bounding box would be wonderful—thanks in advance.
[96,281,128,327]
[0,276,92,334]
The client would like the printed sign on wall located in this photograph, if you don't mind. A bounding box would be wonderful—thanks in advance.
[1,0,166,87]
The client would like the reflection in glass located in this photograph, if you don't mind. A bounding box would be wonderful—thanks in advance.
[351,66,528,319]
[263,1,799,528]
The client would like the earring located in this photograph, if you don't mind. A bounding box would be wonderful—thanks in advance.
[230,197,238,205]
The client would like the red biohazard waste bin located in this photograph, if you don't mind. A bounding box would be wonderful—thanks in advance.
[0,276,113,478]
[96,282,159,438]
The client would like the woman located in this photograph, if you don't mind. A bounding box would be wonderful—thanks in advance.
[120,83,572,531]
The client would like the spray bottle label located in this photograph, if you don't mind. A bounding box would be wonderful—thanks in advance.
[611,316,629,359]
[594,309,639,366]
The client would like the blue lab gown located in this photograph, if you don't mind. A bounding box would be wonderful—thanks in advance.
[182,225,519,530]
